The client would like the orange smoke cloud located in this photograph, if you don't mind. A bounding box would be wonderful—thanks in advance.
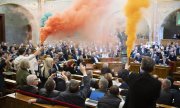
[40,0,111,44]
[124,0,150,57]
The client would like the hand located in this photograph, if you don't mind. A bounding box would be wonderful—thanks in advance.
[28,99,37,104]
[80,63,87,76]
[125,63,130,70]
[6,54,12,63]
[49,73,56,79]
[7,54,12,60]
[34,47,44,56]
[61,71,68,82]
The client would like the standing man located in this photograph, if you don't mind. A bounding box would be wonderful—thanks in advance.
[123,56,161,108]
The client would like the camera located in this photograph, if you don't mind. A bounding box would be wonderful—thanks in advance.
[56,72,62,78]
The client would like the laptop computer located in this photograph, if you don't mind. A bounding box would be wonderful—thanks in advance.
[85,90,105,106]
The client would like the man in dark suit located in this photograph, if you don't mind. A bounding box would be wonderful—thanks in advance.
[168,51,177,62]
[54,63,90,107]
[18,74,39,94]
[53,58,61,71]
[157,79,173,105]
[134,53,142,63]
[123,56,161,108]
[91,53,100,64]
[36,78,60,104]
[170,89,180,108]
[98,85,122,108]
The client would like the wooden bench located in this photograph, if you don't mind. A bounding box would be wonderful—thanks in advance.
[4,78,16,93]
[3,72,16,80]
[161,39,180,46]
[173,72,180,80]
[86,64,94,70]
[0,93,68,108]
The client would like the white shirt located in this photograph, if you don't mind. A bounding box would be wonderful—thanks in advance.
[29,54,38,74]
[14,54,35,70]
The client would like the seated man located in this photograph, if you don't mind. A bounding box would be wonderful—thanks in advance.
[98,85,122,108]
[168,51,177,62]
[95,78,109,94]
[134,53,142,63]
[55,71,71,92]
[53,63,90,107]
[157,79,173,105]
[39,78,60,97]
[18,74,39,94]
[35,77,60,104]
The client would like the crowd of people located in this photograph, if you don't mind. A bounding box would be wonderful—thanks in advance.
[131,42,178,65]
[0,41,180,108]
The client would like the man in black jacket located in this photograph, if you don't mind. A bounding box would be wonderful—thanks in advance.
[123,56,161,108]
[157,79,173,105]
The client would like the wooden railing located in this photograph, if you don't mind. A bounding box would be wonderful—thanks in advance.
[130,63,170,78]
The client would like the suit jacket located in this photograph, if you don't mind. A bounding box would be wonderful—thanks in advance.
[54,76,90,107]
[123,73,161,108]
[134,57,142,63]
[36,88,60,104]
[98,94,121,108]
[169,55,177,61]
[157,89,173,105]
[170,89,180,108]
[91,56,99,64]
[53,64,61,71]
[54,78,67,92]
[0,58,6,91]
[39,88,60,97]
[18,85,38,94]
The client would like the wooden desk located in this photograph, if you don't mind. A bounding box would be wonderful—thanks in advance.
[108,62,123,72]
[173,72,180,80]
[153,65,170,78]
[99,57,120,62]
[71,74,83,81]
[129,63,141,73]
[86,64,94,70]
[161,39,180,46]
[93,70,101,75]
[157,104,176,108]
[1,93,67,108]
[173,81,180,87]
[130,63,170,78]
[84,59,92,64]
[94,62,123,72]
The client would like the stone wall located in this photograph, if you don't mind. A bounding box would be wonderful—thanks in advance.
[0,0,180,44]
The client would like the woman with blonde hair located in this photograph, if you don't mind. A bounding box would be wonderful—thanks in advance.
[16,59,30,87]
[39,57,54,88]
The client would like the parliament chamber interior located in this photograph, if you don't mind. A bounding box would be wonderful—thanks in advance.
[0,0,180,108]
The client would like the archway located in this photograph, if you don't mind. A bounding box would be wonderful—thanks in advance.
[161,9,180,39]
[0,3,38,44]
